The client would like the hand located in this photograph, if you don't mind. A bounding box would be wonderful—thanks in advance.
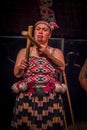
[14,59,29,77]
[19,59,29,70]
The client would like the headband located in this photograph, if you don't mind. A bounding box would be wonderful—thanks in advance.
[35,20,59,31]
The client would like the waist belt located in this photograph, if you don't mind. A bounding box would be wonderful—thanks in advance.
[34,88,46,96]
[34,83,46,88]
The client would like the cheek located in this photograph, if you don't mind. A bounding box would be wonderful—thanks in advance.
[43,35,50,42]
[45,33,51,39]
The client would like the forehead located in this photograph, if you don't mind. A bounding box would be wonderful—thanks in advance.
[35,23,50,29]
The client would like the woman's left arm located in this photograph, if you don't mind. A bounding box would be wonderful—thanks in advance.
[45,48,65,71]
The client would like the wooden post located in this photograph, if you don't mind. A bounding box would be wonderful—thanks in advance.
[26,26,33,61]
[63,71,75,128]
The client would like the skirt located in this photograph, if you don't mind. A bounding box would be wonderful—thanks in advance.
[11,88,65,130]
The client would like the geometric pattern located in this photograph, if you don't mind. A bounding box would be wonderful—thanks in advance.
[11,92,65,130]
[11,56,65,130]
[24,56,58,84]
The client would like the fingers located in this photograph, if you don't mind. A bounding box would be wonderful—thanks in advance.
[21,59,28,65]
[20,59,29,70]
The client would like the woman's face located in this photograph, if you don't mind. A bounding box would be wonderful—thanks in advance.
[34,23,51,44]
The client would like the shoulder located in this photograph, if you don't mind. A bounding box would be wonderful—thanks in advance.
[50,47,64,56]
[18,48,26,54]
[17,48,26,56]
[16,48,26,59]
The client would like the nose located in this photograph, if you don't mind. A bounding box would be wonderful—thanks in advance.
[39,29,43,34]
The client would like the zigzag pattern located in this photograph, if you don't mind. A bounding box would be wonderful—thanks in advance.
[24,56,58,83]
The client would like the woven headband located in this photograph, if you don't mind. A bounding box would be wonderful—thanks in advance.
[35,20,58,31]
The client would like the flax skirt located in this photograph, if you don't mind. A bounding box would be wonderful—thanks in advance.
[11,90,65,130]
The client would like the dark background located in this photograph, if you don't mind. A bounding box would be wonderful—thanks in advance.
[0,0,87,38]
[0,0,87,130]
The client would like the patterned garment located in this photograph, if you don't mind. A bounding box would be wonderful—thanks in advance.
[24,56,58,83]
[11,56,65,130]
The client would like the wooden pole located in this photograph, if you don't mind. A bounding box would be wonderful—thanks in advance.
[25,26,33,61]
[63,71,75,127]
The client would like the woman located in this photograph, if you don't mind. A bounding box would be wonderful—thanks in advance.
[11,20,65,130]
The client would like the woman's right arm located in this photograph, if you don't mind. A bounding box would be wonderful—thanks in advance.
[14,48,29,78]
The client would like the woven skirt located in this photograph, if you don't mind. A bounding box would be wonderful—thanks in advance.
[11,89,65,130]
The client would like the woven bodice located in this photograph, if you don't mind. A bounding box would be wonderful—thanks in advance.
[23,56,58,84]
